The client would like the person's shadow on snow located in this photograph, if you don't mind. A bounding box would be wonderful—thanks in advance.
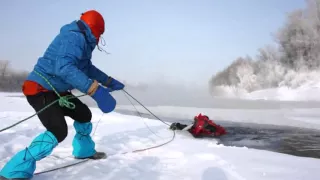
[202,167,228,180]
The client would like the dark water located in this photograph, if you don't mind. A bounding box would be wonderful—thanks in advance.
[217,122,320,159]
[115,109,320,160]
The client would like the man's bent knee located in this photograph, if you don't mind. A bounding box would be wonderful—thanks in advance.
[50,127,68,143]
[78,107,92,123]
[84,109,92,123]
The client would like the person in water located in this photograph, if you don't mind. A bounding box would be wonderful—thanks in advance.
[170,114,227,138]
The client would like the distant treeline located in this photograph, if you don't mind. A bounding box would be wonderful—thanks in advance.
[0,60,28,92]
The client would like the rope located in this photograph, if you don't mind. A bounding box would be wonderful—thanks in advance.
[34,159,89,175]
[44,112,106,161]
[0,70,176,176]
[33,71,76,109]
[0,71,88,133]
[122,89,171,126]
[34,90,176,175]
[0,94,86,133]
[34,130,176,175]
[122,91,164,139]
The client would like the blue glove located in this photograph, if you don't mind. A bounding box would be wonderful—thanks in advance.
[92,85,116,113]
[106,77,125,91]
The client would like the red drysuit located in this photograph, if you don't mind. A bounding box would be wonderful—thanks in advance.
[189,114,227,137]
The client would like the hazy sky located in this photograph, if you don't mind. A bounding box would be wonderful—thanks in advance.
[1,0,306,87]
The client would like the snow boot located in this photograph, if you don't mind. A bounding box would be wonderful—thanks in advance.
[170,123,189,130]
[169,123,178,130]
[0,131,58,179]
[72,121,99,159]
[75,151,107,160]
[90,152,107,159]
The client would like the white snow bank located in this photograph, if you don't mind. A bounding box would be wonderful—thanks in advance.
[1,110,320,180]
[1,95,320,179]
[244,72,320,101]
[246,85,320,101]
[211,67,320,102]
[2,92,320,130]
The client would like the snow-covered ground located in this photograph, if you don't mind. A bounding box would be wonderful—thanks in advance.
[0,93,320,180]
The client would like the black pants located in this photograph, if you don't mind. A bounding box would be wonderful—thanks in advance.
[26,91,92,143]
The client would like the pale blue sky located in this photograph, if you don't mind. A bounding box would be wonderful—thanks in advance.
[0,0,306,86]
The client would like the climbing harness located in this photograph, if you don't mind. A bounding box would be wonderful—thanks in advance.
[0,71,176,176]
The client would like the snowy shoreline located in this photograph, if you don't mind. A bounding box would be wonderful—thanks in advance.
[0,93,320,179]
[2,92,320,130]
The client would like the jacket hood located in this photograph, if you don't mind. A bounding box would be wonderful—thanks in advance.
[60,20,97,50]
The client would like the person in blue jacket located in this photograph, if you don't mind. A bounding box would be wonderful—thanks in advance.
[0,10,124,180]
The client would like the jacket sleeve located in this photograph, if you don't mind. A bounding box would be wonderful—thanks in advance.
[54,34,94,93]
[191,120,205,137]
[88,62,109,85]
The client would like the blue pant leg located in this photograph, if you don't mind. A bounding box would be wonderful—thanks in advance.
[72,121,96,158]
[0,131,58,179]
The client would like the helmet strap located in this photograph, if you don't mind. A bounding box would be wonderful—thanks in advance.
[97,36,110,55]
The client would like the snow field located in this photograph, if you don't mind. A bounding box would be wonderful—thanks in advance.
[0,93,320,179]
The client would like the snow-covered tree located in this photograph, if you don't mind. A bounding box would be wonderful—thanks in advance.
[277,0,320,69]
[209,0,320,94]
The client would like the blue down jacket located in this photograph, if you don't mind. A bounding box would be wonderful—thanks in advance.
[26,20,108,93]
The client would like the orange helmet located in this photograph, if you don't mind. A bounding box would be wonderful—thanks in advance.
[80,10,105,43]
